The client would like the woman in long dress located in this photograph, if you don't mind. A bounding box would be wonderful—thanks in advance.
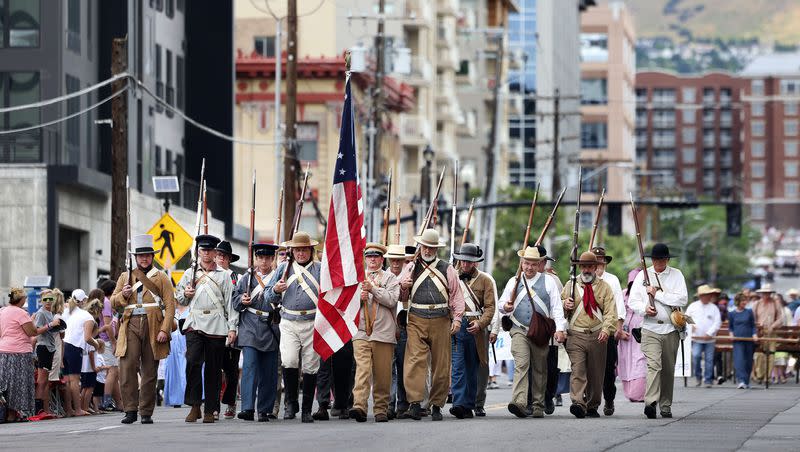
[617,269,648,402]
[163,307,188,407]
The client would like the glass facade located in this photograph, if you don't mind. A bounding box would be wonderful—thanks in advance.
[0,71,40,162]
[507,0,537,189]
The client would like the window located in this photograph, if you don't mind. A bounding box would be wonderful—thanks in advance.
[785,120,798,136]
[751,162,765,179]
[296,123,319,161]
[682,147,696,164]
[155,145,162,174]
[165,49,174,116]
[653,110,675,128]
[155,44,163,113]
[786,103,799,116]
[703,88,715,104]
[67,0,80,53]
[682,168,696,183]
[682,87,695,104]
[786,183,799,197]
[682,127,695,144]
[682,109,696,124]
[781,79,800,95]
[636,88,647,103]
[752,141,765,158]
[581,122,608,149]
[0,72,41,162]
[751,80,764,96]
[166,149,173,173]
[165,0,174,18]
[155,44,162,81]
[653,88,676,105]
[752,120,765,137]
[786,162,799,178]
[176,55,184,110]
[751,182,765,198]
[65,75,81,164]
[750,204,765,220]
[580,33,608,62]
[254,36,276,57]
[177,0,184,12]
[751,102,764,117]
[153,0,163,12]
[2,0,40,47]
[786,141,798,157]
[580,78,607,105]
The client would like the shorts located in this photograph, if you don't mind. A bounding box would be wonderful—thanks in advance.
[80,372,97,389]
[63,343,83,376]
[36,345,55,370]
[101,340,118,367]
[93,382,105,397]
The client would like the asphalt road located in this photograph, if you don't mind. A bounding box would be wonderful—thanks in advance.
[2,378,800,452]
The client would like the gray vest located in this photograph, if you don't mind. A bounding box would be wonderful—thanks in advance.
[281,261,320,321]
[511,274,550,327]
[410,259,450,319]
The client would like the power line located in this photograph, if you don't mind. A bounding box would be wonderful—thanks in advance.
[0,72,129,114]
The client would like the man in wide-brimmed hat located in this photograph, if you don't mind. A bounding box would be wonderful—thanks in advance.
[591,246,625,416]
[628,243,688,419]
[752,284,784,384]
[265,231,322,423]
[111,234,176,425]
[449,243,497,419]
[232,243,281,422]
[349,243,400,423]
[212,239,242,420]
[686,285,722,388]
[383,244,411,419]
[176,234,238,424]
[498,246,565,418]
[561,251,617,418]
[397,228,465,421]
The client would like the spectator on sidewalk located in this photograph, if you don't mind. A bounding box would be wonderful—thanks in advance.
[728,293,756,389]
[686,285,722,388]
[63,291,105,417]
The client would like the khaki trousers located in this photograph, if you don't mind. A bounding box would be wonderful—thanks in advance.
[403,314,451,407]
[352,339,394,415]
[752,341,777,382]
[565,330,607,410]
[641,329,680,412]
[510,326,548,408]
[279,319,320,374]
[119,315,158,416]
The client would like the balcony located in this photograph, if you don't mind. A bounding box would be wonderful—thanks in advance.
[436,78,455,104]
[720,95,732,106]
[703,136,716,147]
[651,157,674,168]
[653,137,675,148]
[720,116,732,127]
[653,118,675,129]
[457,110,477,137]
[437,20,456,49]
[436,134,456,158]
[508,48,524,70]
[703,155,716,167]
[508,138,524,162]
[437,46,459,71]
[437,0,459,16]
[404,0,433,28]
[508,95,523,115]
[399,114,432,146]
[406,57,433,86]
[457,7,475,31]
[653,95,675,106]
[436,102,460,123]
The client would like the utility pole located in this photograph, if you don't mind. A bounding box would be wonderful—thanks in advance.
[274,19,283,238]
[283,0,298,240]
[551,87,561,197]
[110,37,128,279]
[481,31,504,273]
[367,0,386,242]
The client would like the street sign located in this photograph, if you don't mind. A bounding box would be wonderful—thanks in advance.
[146,213,193,268]
[171,270,185,287]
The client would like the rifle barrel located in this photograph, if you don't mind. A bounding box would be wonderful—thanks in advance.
[460,198,475,247]
[630,193,655,309]
[588,188,605,251]
[534,187,566,246]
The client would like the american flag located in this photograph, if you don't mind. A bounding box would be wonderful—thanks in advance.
[313,76,366,360]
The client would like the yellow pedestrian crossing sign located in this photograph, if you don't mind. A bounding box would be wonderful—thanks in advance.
[147,213,193,269]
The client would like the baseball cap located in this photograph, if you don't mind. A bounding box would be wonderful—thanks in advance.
[71,289,88,302]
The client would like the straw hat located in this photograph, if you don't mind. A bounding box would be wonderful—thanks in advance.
[413,229,446,248]
[696,284,722,297]
[384,244,407,259]
[284,231,319,248]
[756,284,775,294]
[787,288,799,297]
[516,246,545,261]
[364,242,388,257]
[571,251,600,266]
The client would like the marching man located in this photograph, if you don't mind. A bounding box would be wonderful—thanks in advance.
[562,251,617,419]
[349,243,400,422]
[265,231,322,423]
[111,234,176,425]
[398,229,465,421]
[451,243,497,419]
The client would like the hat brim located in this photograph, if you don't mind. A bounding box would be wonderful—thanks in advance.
[644,254,672,259]
[285,240,320,248]
[601,256,612,263]
[413,236,446,248]
[516,250,545,260]
[453,253,484,262]
[130,248,160,255]
[756,289,775,294]
[571,260,601,266]
[384,253,407,259]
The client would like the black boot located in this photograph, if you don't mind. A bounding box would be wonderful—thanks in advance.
[409,402,422,421]
[34,399,44,414]
[283,368,300,420]
[312,403,330,421]
[301,373,317,423]
[121,411,138,424]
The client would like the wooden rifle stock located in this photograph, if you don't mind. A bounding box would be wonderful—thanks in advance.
[630,193,656,309]
[190,159,206,289]
[282,164,311,281]
[248,170,256,287]
[126,176,132,283]
[460,198,475,247]
[587,188,605,251]
[449,161,459,264]
[509,184,540,302]
[382,170,393,246]
[394,202,401,245]
[568,168,584,318]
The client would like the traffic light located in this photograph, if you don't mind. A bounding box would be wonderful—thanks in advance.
[607,203,622,236]
[726,203,742,237]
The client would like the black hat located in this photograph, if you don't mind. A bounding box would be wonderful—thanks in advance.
[404,245,416,257]
[645,243,672,259]
[196,234,221,250]
[536,245,555,262]
[453,243,484,262]
[591,246,612,263]
[253,243,279,257]
[215,240,240,263]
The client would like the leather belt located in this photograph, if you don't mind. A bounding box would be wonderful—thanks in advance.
[125,303,159,310]
[282,307,317,316]
[464,311,482,317]
[246,307,271,317]
[410,303,448,310]
[569,324,603,334]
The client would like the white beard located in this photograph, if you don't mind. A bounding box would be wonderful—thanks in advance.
[580,273,595,284]
[421,254,436,263]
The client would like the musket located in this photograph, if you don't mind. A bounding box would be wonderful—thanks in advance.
[630,193,656,310]
[567,168,583,319]
[417,166,446,236]
[508,184,539,303]
[190,159,206,289]
[587,188,605,251]
[282,163,311,281]
[460,198,475,247]
[394,202,401,245]
[248,170,256,289]
[534,187,566,246]
[449,161,459,265]
[275,186,284,246]
[126,176,132,283]
[382,169,393,246]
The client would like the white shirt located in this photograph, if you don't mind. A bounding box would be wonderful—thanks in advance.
[686,301,722,343]
[498,272,567,332]
[64,308,95,348]
[628,266,689,334]
[794,308,800,326]
[81,344,95,373]
[599,270,625,321]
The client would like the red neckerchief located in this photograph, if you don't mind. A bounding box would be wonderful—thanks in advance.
[583,281,600,319]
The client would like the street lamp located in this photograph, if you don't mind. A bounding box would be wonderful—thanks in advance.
[421,144,435,203]
[461,161,476,204]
